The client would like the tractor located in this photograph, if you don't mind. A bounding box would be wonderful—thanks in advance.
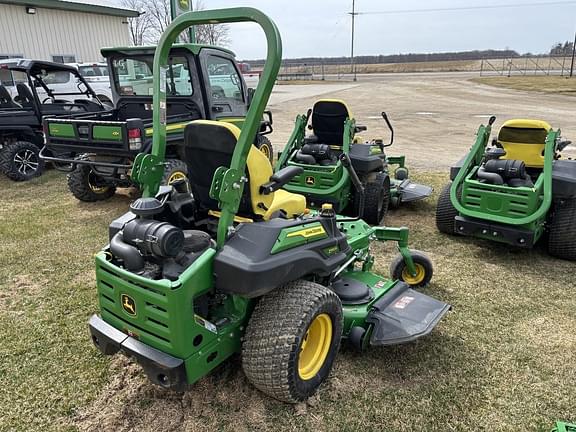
[275,99,432,224]
[436,117,576,260]
[88,7,450,403]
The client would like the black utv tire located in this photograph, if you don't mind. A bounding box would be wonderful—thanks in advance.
[0,141,45,181]
[242,280,343,403]
[67,165,116,202]
[255,135,274,164]
[547,198,576,261]
[436,182,460,234]
[361,172,390,225]
[161,159,189,186]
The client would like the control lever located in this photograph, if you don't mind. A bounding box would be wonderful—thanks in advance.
[339,153,365,218]
[381,111,394,148]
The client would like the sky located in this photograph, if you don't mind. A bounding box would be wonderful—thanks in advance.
[111,0,576,60]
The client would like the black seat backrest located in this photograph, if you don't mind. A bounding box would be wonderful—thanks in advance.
[311,100,351,146]
[0,85,18,108]
[16,83,34,108]
[183,121,251,213]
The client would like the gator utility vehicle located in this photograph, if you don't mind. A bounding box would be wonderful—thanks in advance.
[275,101,432,224]
[41,44,273,202]
[436,117,576,260]
[0,60,105,181]
[87,8,450,403]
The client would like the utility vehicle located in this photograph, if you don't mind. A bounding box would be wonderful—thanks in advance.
[87,8,450,403]
[41,45,273,202]
[0,60,105,181]
[436,117,576,260]
[275,100,432,224]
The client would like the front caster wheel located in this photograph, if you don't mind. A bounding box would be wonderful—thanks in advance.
[242,279,343,403]
[390,250,434,287]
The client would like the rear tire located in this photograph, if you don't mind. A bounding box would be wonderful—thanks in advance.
[67,165,116,202]
[390,250,434,287]
[242,280,342,403]
[255,135,274,164]
[361,172,390,225]
[161,159,189,186]
[436,182,459,234]
[547,198,576,260]
[0,141,44,181]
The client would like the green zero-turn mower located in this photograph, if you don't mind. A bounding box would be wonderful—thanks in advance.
[436,117,576,260]
[87,7,450,403]
[552,422,576,432]
[274,100,433,224]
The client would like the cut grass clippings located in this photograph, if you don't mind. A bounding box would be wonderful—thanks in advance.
[0,171,575,431]
[472,76,576,95]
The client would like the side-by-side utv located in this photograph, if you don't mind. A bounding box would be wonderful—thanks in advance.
[275,99,432,224]
[87,8,450,403]
[436,117,576,260]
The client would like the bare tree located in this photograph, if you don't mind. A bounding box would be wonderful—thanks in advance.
[192,0,231,46]
[130,0,231,46]
[120,0,152,45]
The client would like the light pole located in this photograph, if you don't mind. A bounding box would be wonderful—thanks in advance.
[349,0,358,81]
[570,29,576,77]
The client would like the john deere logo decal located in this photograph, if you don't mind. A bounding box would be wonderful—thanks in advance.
[179,0,189,9]
[121,294,136,316]
[112,131,120,136]
[305,176,315,185]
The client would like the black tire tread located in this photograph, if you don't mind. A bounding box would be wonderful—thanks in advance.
[67,164,116,202]
[0,141,44,181]
[547,198,576,260]
[242,280,342,403]
[436,182,459,234]
[161,158,188,185]
[255,135,273,163]
[361,172,390,225]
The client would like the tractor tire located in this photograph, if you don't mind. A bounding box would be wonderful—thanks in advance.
[242,279,342,403]
[255,135,274,164]
[390,250,434,288]
[361,173,390,225]
[0,141,45,181]
[67,165,116,202]
[547,198,576,261]
[436,182,459,235]
[161,159,189,186]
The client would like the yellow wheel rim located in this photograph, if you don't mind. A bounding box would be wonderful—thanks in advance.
[88,174,109,194]
[298,313,332,380]
[401,263,426,285]
[167,171,187,185]
[260,144,270,159]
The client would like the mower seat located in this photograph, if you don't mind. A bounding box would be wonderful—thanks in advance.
[184,120,306,220]
[310,99,352,147]
[497,120,551,169]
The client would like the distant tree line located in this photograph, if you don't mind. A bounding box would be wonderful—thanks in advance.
[248,44,576,67]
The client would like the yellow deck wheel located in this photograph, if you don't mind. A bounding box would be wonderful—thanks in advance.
[401,263,426,285]
[298,313,332,380]
[167,171,187,184]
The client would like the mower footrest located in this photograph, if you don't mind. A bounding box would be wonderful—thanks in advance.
[88,315,187,390]
[366,283,450,346]
[398,180,433,203]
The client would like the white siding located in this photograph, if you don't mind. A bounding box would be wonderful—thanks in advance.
[0,4,131,61]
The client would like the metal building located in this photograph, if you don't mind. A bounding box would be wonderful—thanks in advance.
[0,0,139,62]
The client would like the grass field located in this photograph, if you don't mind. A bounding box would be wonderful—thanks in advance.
[1,170,575,432]
[473,76,576,95]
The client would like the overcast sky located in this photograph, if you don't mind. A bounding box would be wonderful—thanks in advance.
[112,0,576,59]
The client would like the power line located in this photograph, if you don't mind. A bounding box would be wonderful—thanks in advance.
[357,0,576,15]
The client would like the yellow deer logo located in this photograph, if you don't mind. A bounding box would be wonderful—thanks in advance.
[121,294,136,316]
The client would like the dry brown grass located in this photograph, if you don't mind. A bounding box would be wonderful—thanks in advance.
[472,76,576,95]
[1,171,575,431]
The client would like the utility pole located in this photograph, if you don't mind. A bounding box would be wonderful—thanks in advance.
[570,29,576,77]
[349,0,358,81]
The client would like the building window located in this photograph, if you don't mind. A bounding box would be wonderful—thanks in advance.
[52,55,76,64]
[0,54,24,60]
